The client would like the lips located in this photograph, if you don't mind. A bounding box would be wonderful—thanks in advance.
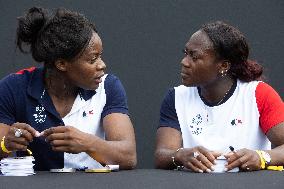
[181,72,190,79]
[94,73,104,84]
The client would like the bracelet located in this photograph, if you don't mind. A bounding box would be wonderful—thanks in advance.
[1,136,12,154]
[255,150,266,169]
[171,148,184,170]
[266,166,284,171]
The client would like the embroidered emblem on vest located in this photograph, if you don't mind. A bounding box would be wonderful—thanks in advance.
[83,111,87,117]
[33,105,47,123]
[231,119,242,126]
[189,114,203,135]
[82,110,94,117]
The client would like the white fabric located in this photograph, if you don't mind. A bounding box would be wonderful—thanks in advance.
[62,74,108,169]
[174,80,271,152]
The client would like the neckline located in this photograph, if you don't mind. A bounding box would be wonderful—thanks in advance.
[197,79,237,107]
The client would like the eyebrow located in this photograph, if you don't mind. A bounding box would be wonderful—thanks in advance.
[184,48,200,54]
[88,49,103,57]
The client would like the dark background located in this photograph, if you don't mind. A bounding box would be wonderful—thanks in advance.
[0,0,283,168]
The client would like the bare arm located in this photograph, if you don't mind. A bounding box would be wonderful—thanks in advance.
[155,127,183,169]
[44,113,137,169]
[266,122,284,165]
[155,127,219,172]
[86,113,137,169]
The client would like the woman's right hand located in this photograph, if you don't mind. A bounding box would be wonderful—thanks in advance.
[175,146,222,173]
[3,123,40,152]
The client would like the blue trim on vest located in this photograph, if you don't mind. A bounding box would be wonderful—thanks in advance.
[0,67,129,170]
[159,88,180,131]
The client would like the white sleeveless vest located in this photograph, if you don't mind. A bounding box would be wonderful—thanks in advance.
[174,80,271,152]
[63,74,108,169]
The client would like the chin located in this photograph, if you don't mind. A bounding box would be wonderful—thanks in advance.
[181,79,190,86]
[81,84,100,91]
[91,84,100,90]
[181,80,197,87]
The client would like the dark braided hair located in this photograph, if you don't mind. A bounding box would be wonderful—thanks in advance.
[16,7,97,68]
[201,21,263,82]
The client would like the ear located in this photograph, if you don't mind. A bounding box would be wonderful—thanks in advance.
[218,60,231,74]
[54,59,68,72]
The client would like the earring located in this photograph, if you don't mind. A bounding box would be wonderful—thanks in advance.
[220,70,227,77]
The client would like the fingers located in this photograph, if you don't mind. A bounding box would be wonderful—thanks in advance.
[11,122,40,138]
[3,123,40,152]
[240,162,250,171]
[45,133,70,143]
[211,151,223,159]
[4,135,28,152]
[8,136,29,146]
[42,126,68,137]
[225,153,247,171]
[43,126,73,143]
[195,153,214,172]
[14,128,33,143]
[182,147,219,173]
[185,160,204,173]
[43,126,74,152]
[5,140,28,151]
[199,147,215,163]
[199,148,220,165]
[8,124,37,142]
[51,146,74,153]
[42,126,86,154]
[225,149,260,171]
[49,139,70,147]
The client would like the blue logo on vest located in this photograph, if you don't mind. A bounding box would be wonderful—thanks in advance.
[189,114,203,135]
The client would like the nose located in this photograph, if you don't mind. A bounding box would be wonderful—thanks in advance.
[181,56,190,67]
[96,58,106,70]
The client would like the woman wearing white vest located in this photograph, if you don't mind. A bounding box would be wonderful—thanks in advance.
[155,21,284,173]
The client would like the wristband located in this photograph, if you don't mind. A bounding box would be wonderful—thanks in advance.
[1,136,12,153]
[266,166,284,171]
[171,148,184,170]
[255,150,267,169]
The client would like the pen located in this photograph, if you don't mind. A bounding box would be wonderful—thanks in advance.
[229,146,235,152]
[222,146,236,172]
[230,146,283,171]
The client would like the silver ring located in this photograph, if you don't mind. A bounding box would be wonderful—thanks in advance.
[193,151,200,158]
[14,129,22,138]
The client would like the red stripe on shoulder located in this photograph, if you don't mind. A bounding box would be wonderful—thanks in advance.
[256,82,284,134]
[15,67,36,75]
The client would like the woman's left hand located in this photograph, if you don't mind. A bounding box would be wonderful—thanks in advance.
[224,148,261,171]
[42,126,90,154]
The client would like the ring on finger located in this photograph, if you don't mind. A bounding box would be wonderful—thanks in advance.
[14,129,23,138]
[244,164,250,171]
[193,151,200,158]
